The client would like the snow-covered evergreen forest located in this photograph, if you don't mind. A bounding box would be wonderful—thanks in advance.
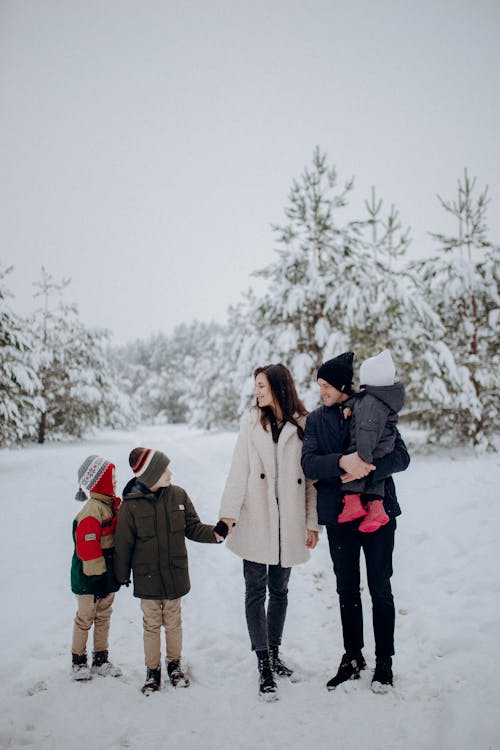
[1,151,499,449]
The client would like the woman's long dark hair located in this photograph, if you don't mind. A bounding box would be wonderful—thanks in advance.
[254,363,308,441]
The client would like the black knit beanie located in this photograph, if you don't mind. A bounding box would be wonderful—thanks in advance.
[317,351,354,394]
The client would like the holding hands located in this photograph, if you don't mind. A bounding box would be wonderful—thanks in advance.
[214,517,318,551]
[213,517,236,543]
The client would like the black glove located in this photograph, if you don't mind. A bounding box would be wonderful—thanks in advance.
[213,520,230,540]
[93,575,108,603]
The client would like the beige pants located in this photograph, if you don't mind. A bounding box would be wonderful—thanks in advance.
[72,593,115,655]
[141,598,182,668]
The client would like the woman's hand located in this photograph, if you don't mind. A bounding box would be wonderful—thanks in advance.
[306,529,319,549]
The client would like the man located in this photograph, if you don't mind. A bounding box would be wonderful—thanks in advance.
[301,351,410,693]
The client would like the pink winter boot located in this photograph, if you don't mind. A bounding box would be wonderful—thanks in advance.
[358,500,390,533]
[338,494,367,524]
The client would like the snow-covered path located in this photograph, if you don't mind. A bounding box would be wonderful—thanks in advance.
[0,425,498,750]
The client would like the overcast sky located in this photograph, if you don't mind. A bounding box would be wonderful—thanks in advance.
[1,0,499,344]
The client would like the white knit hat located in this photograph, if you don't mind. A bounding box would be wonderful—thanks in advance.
[359,350,396,387]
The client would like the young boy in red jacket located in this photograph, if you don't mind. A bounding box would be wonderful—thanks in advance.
[70,455,122,680]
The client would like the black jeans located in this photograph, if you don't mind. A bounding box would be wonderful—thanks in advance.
[326,519,396,659]
[243,560,291,652]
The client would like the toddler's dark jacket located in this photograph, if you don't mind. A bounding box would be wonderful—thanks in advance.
[346,382,406,463]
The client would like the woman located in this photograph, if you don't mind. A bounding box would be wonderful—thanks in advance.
[219,363,318,701]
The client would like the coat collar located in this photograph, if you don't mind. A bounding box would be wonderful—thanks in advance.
[89,491,116,506]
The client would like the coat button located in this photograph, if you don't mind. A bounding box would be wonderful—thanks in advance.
[260,473,265,479]
[297,478,302,484]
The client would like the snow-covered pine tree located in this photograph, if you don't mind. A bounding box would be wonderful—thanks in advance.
[113,320,236,427]
[344,188,463,431]
[234,147,365,408]
[412,170,500,448]
[187,305,248,429]
[31,267,129,442]
[230,150,458,425]
[123,329,191,424]
[0,264,41,445]
[147,328,191,423]
[111,332,163,422]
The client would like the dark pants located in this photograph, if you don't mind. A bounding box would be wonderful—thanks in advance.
[243,560,291,652]
[326,519,396,659]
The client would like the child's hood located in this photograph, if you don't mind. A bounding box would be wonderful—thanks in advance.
[122,477,153,501]
[121,477,173,502]
[362,382,405,413]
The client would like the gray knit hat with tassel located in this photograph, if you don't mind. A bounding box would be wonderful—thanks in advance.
[75,455,110,501]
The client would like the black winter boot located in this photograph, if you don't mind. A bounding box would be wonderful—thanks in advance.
[326,652,366,690]
[72,652,92,681]
[167,659,190,688]
[91,650,122,677]
[141,665,161,695]
[371,658,393,693]
[257,652,278,702]
[269,645,294,678]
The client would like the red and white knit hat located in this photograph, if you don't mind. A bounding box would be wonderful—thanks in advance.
[76,455,115,501]
[129,447,170,489]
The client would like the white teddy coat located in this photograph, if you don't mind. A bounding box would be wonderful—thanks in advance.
[219,408,318,568]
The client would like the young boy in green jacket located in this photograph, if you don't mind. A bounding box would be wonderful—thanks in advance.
[113,447,227,694]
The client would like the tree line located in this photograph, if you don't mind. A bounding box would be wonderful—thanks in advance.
[1,150,499,449]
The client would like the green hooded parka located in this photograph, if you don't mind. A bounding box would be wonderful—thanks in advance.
[113,479,217,600]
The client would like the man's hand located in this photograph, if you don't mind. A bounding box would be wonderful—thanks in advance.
[339,452,375,479]
[340,472,356,484]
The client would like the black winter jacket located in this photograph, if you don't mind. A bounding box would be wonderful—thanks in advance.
[301,404,410,526]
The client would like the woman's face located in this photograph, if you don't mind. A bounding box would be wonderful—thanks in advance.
[254,372,274,409]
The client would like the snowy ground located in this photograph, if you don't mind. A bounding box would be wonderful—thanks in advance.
[0,424,499,750]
